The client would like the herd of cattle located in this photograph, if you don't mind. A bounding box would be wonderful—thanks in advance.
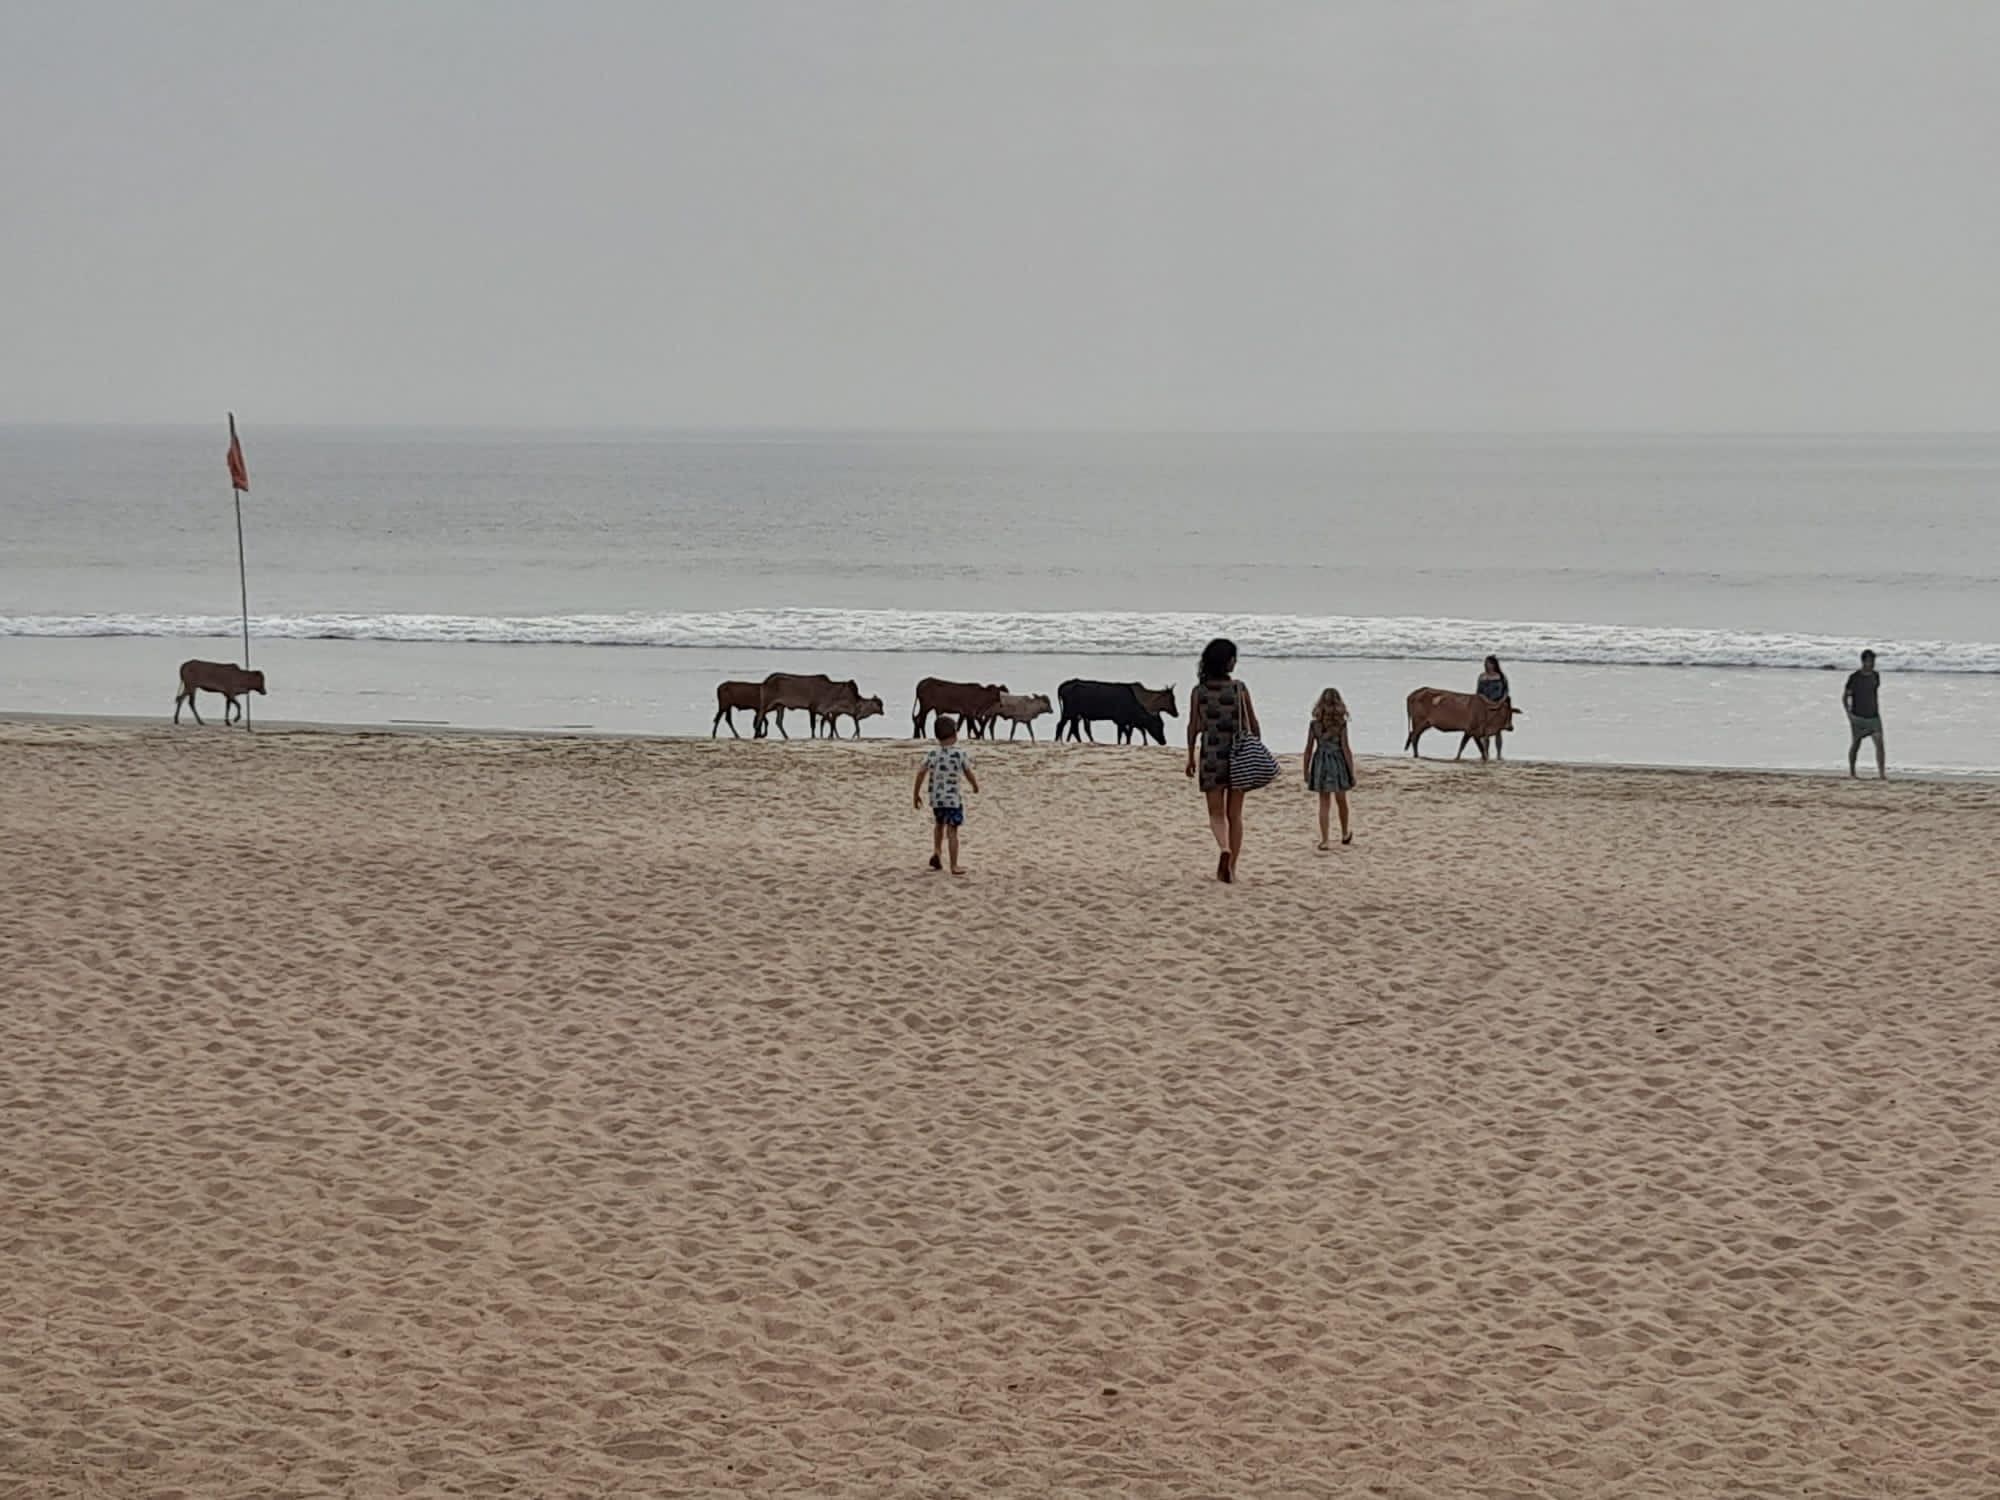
[711,671,1522,760]
[166,657,1519,760]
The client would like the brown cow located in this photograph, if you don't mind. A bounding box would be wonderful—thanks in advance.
[912,678,1006,739]
[1405,688,1521,762]
[1118,684,1180,744]
[711,680,768,739]
[758,672,868,739]
[815,687,886,739]
[173,660,266,726]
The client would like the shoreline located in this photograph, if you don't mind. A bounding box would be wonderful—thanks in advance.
[4,708,1993,787]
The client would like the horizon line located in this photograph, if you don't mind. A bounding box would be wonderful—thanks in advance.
[7,421,2000,440]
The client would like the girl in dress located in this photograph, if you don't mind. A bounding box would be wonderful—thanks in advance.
[1304,687,1356,849]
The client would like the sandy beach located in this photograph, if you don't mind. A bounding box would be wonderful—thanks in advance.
[4,718,1998,1498]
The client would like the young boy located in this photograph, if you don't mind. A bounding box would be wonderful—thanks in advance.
[913,716,979,874]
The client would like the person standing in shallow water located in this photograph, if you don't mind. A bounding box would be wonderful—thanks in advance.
[1844,649,1887,779]
[1476,655,1511,759]
[1186,637,1259,883]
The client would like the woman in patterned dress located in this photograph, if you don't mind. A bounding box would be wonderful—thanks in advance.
[1304,687,1356,849]
[1185,637,1260,883]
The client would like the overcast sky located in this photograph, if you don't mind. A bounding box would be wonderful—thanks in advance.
[4,2,1997,429]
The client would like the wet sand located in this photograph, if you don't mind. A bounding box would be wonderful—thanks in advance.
[4,719,1998,1497]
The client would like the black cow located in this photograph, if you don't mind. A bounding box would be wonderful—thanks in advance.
[1055,679,1172,745]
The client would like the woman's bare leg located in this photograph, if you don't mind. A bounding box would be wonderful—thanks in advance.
[1227,790,1247,869]
[1205,788,1230,852]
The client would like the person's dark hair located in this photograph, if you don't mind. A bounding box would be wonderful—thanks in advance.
[1861,649,1876,665]
[935,715,958,742]
[1484,655,1503,675]
[1198,637,1238,682]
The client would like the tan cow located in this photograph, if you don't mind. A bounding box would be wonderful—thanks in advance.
[711,680,768,739]
[1405,688,1521,762]
[994,692,1053,740]
[913,678,1007,739]
[759,672,867,739]
[173,660,266,726]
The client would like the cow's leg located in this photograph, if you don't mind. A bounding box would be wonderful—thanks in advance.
[224,693,241,726]
[173,688,190,725]
[849,716,862,740]
[771,708,788,740]
[1406,724,1421,757]
[1083,720,1096,743]
[1027,722,1036,741]
[913,708,927,739]
[712,706,731,738]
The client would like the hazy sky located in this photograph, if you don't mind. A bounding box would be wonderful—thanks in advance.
[4,2,1997,429]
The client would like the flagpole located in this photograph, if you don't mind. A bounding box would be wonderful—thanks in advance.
[229,412,252,731]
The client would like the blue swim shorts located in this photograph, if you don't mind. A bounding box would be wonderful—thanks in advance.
[932,804,964,827]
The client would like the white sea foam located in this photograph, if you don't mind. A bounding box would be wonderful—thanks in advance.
[5,609,1995,674]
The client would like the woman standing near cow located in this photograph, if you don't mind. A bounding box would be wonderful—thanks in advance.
[1476,655,1511,759]
[1186,637,1260,883]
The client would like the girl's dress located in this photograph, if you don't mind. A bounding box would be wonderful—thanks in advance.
[1192,678,1243,792]
[1308,733,1354,793]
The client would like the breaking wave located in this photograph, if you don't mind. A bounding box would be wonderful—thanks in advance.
[4,609,1995,675]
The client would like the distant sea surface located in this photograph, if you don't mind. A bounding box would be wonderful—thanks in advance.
[4,426,1997,771]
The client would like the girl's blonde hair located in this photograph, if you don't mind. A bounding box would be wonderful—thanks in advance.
[1312,687,1349,737]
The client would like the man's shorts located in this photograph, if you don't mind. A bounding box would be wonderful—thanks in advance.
[1849,714,1884,741]
[932,804,964,827]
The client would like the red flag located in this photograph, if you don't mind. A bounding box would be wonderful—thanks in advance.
[226,413,249,493]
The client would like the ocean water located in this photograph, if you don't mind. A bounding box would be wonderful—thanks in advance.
[3,426,1996,771]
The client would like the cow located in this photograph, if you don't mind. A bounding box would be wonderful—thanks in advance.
[912,678,1006,739]
[1405,688,1522,762]
[815,687,886,739]
[711,680,768,739]
[173,660,266,726]
[1119,684,1180,745]
[993,692,1053,740]
[757,672,868,739]
[1054,680,1176,745]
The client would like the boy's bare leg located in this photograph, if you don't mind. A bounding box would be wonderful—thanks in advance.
[947,824,963,874]
[930,820,944,870]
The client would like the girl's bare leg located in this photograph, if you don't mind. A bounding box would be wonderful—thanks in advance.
[1335,790,1351,840]
[1317,793,1331,849]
